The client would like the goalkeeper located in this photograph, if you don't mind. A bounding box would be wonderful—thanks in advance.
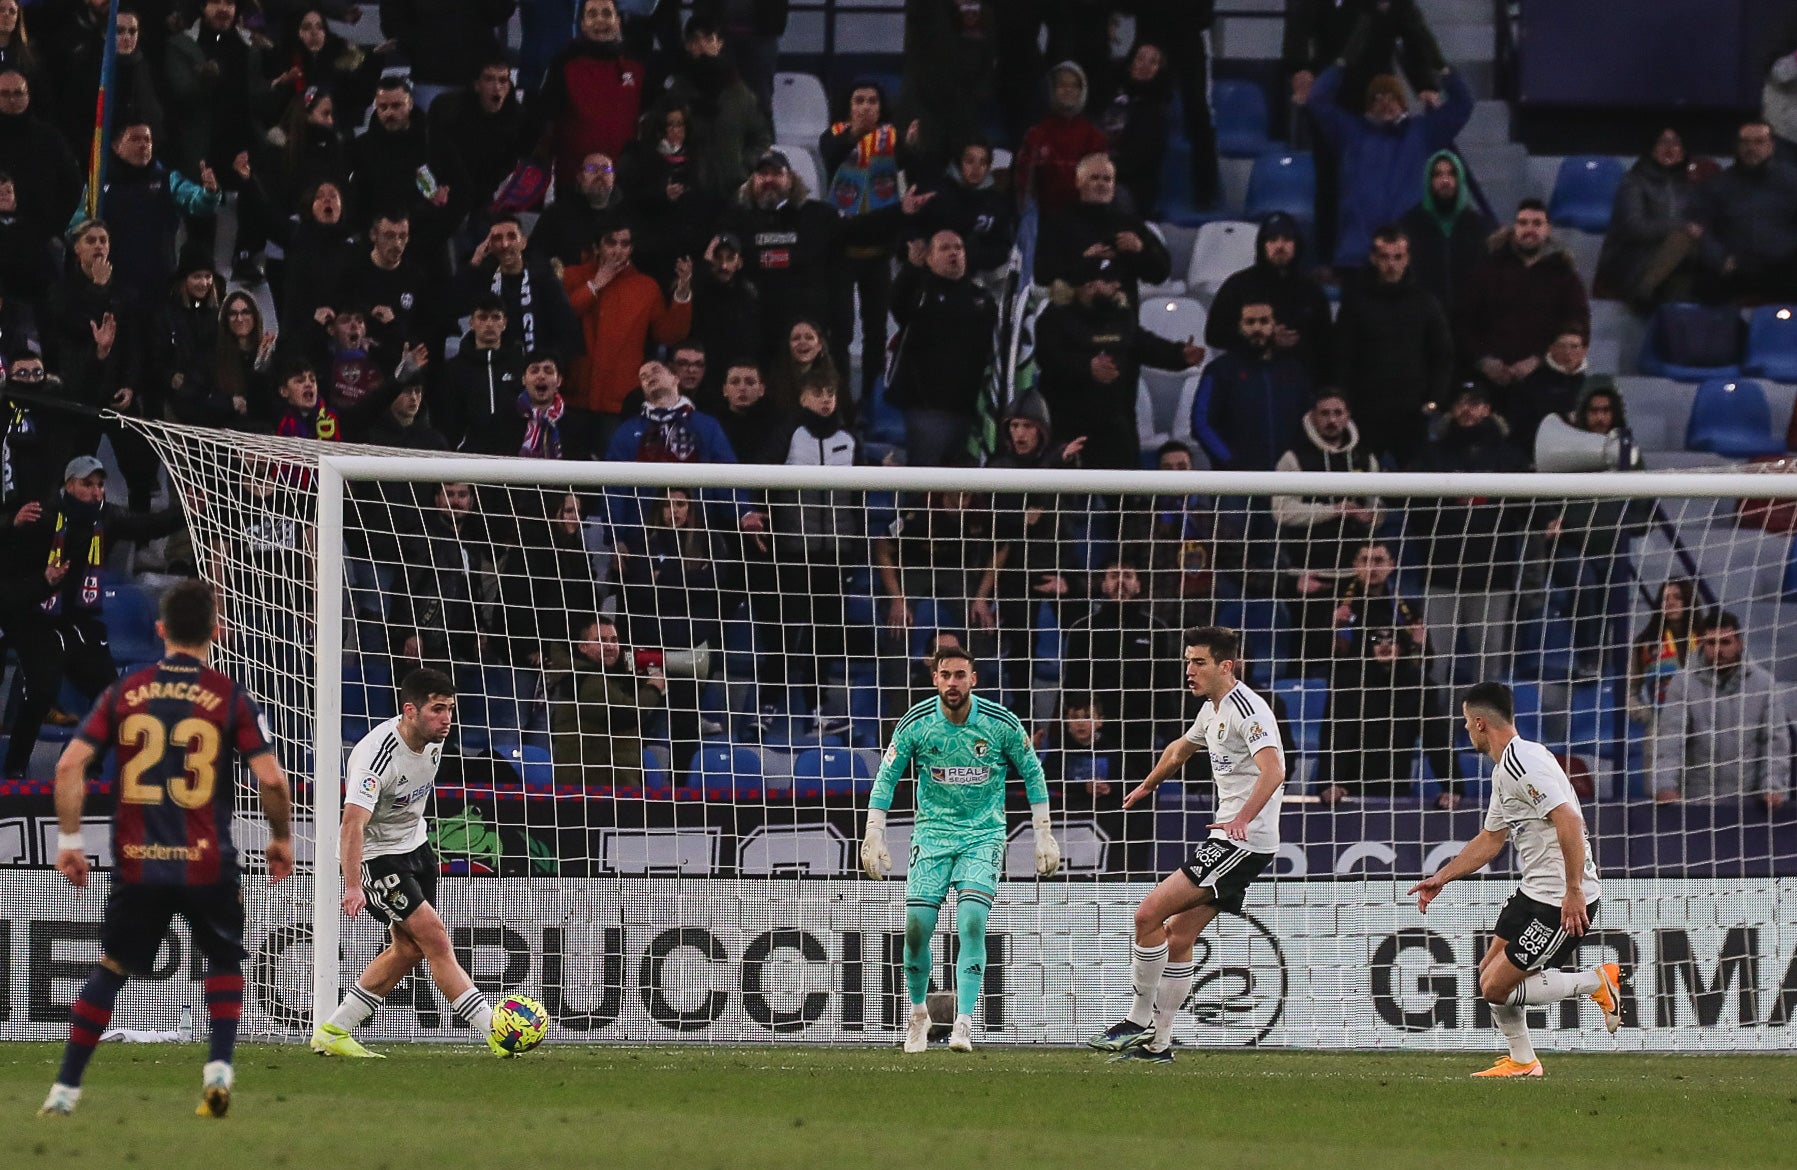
[860,644,1059,1053]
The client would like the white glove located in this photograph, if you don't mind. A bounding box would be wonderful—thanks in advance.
[860,809,892,880]
[1032,808,1061,878]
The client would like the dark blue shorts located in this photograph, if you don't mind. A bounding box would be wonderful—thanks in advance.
[102,881,245,976]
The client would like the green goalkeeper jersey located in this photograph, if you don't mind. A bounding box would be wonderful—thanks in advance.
[870,695,1050,849]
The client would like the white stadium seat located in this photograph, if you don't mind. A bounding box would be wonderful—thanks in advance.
[1185,220,1260,306]
[1138,295,1207,345]
[772,72,831,147]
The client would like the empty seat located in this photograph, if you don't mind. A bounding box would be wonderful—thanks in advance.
[791,746,872,800]
[1685,378,1784,457]
[772,72,829,145]
[1138,295,1206,343]
[1638,302,1743,381]
[684,744,764,799]
[1137,372,1201,456]
[1212,80,1273,158]
[102,585,159,664]
[1185,220,1260,304]
[500,743,553,792]
[1243,152,1315,223]
[1744,305,1797,382]
[1547,156,1626,233]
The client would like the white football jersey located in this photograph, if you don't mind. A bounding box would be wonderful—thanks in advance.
[344,717,443,860]
[1183,682,1286,854]
[1483,737,1601,903]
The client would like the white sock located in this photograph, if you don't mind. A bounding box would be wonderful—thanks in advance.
[1491,1004,1537,1064]
[450,987,494,1036]
[1507,968,1600,1006]
[326,984,383,1031]
[1150,962,1196,1051]
[1127,942,1169,1027]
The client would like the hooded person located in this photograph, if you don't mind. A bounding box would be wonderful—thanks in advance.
[1270,390,1383,584]
[1398,149,1494,319]
[915,139,1017,279]
[1204,211,1334,382]
[1017,60,1110,215]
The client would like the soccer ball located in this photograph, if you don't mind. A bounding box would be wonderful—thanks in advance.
[490,994,550,1054]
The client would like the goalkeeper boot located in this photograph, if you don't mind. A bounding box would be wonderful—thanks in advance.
[1086,1019,1151,1052]
[38,1083,80,1117]
[310,1022,385,1058]
[903,1004,931,1054]
[1471,1056,1543,1078]
[1591,963,1625,1035]
[196,1060,233,1118]
[1107,1045,1174,1065]
[948,1015,974,1053]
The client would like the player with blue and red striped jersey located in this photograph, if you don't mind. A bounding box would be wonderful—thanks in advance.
[38,579,293,1120]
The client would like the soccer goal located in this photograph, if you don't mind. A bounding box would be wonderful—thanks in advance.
[25,415,1793,1052]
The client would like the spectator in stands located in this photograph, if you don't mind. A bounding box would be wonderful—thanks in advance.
[343,209,439,352]
[1046,693,1152,877]
[1306,61,1472,274]
[1017,61,1109,215]
[1409,383,1526,686]
[0,171,58,307]
[1769,42,1797,162]
[1595,128,1704,308]
[306,305,431,442]
[247,83,350,289]
[0,455,184,779]
[716,149,844,365]
[477,351,596,460]
[428,55,530,222]
[764,317,842,419]
[1271,391,1382,593]
[162,0,263,189]
[705,359,779,464]
[1284,0,1445,119]
[153,252,225,428]
[280,180,359,335]
[669,341,711,406]
[57,6,162,166]
[529,152,626,267]
[363,381,450,451]
[534,0,644,192]
[456,215,580,362]
[501,492,607,665]
[270,361,340,441]
[565,222,693,449]
[1650,611,1790,807]
[350,77,471,274]
[1686,120,1797,304]
[547,615,666,788]
[616,487,725,752]
[664,16,772,200]
[1034,153,1172,308]
[72,123,222,307]
[819,79,910,403]
[629,151,725,290]
[1334,224,1453,466]
[182,290,274,428]
[1318,541,1464,808]
[390,481,498,678]
[619,100,697,205]
[263,10,379,130]
[1508,327,1590,446]
[875,478,995,632]
[1398,149,1492,321]
[1205,212,1333,383]
[1061,554,1179,758]
[1627,578,1699,727]
[1133,440,1234,628]
[689,233,760,374]
[435,295,523,451]
[1100,41,1173,217]
[1458,200,1591,390]
[1037,255,1203,470]
[606,361,761,487]
[916,140,1016,284]
[0,355,55,502]
[381,0,514,113]
[1193,300,1309,472]
[1132,1,1222,214]
[888,229,998,467]
[0,70,81,256]
[902,0,997,176]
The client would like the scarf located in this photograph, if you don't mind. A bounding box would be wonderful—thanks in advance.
[42,496,104,616]
[493,266,535,351]
[517,390,565,459]
[276,402,342,442]
[827,123,901,216]
[636,400,701,462]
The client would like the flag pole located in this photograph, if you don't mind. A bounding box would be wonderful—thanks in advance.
[85,0,122,219]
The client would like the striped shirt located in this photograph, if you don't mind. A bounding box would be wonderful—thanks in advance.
[1183,682,1286,854]
[1483,737,1601,903]
[344,717,442,859]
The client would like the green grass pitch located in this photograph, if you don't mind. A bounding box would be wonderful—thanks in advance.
[4,1042,1791,1170]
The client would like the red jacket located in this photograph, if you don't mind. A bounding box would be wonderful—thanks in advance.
[563,261,692,414]
[541,41,644,191]
[1019,114,1109,215]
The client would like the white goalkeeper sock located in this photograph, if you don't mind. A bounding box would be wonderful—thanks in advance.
[451,988,494,1036]
[326,984,383,1032]
[1506,968,1601,1006]
[1127,942,1169,1028]
[1149,962,1195,1051]
[1491,1005,1536,1065]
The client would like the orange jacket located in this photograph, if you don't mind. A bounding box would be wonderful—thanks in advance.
[562,262,693,414]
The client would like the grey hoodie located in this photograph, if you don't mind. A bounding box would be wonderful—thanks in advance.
[1649,657,1791,799]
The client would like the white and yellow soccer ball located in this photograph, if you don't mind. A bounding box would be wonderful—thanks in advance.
[490,993,550,1054]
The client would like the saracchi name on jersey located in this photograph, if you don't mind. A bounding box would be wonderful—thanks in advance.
[1182,682,1286,854]
[344,717,445,860]
[76,655,273,885]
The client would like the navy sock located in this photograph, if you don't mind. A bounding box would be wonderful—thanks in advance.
[59,966,127,1086]
[204,963,245,1065]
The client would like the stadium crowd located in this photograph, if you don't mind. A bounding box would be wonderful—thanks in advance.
[0,0,1794,813]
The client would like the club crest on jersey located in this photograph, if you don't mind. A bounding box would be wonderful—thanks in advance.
[973,739,989,757]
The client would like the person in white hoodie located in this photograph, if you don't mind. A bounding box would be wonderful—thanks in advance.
[1271,390,1383,594]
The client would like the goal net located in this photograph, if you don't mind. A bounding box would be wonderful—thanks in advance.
[15,415,1797,1051]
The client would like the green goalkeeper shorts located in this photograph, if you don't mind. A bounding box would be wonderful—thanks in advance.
[905,837,1004,905]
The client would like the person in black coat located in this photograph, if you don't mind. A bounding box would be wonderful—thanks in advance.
[474,351,596,461]
[1332,224,1453,467]
[452,215,580,363]
[886,229,999,467]
[433,296,525,450]
[1397,149,1493,322]
[702,359,781,465]
[714,150,849,363]
[915,140,1017,281]
[688,233,761,372]
[427,55,530,221]
[277,179,360,335]
[348,77,470,273]
[0,70,81,252]
[1032,153,1172,307]
[1099,40,1174,217]
[1205,211,1334,383]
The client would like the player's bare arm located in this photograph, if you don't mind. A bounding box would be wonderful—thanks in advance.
[1548,803,1591,936]
[340,803,373,916]
[52,739,100,888]
[1123,736,1200,808]
[1210,745,1285,841]
[250,753,295,883]
[1408,827,1510,913]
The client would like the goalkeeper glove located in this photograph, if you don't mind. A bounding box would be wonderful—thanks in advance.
[860,808,892,880]
[1032,805,1060,878]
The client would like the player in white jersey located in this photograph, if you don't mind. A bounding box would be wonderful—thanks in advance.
[310,669,507,1058]
[1088,627,1286,1062]
[1409,682,1624,1077]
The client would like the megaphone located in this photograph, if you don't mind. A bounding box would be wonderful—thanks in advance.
[1534,413,1626,473]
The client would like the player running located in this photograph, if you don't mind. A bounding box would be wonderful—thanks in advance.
[1408,682,1624,1077]
[859,644,1060,1053]
[310,668,507,1058]
[40,580,295,1119]
[1088,626,1285,1063]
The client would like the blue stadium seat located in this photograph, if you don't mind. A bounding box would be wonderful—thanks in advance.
[846,660,881,748]
[1269,677,1326,755]
[1509,682,1544,741]
[500,743,553,792]
[684,744,764,800]
[1244,151,1315,224]
[343,658,395,720]
[1743,305,1797,383]
[1213,80,1273,158]
[867,377,907,446]
[642,744,672,791]
[102,585,159,665]
[1639,303,1743,381]
[791,746,871,800]
[1547,156,1626,233]
[1685,378,1784,458]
